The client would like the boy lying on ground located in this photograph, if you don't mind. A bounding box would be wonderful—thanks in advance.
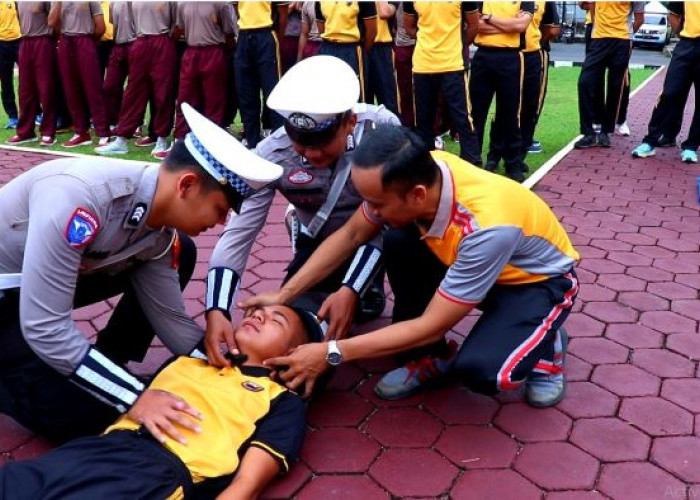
[0,304,325,500]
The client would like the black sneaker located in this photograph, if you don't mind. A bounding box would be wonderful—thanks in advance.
[506,168,526,182]
[574,134,597,149]
[597,132,611,148]
[657,136,676,148]
[485,160,499,172]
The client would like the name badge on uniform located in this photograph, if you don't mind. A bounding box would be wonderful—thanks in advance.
[241,381,264,392]
[65,207,100,248]
[287,169,313,185]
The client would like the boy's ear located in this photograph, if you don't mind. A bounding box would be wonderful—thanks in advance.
[176,172,199,198]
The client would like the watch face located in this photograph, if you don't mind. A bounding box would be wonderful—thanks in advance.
[327,352,342,366]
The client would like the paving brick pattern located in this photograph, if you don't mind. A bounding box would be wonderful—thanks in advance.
[1,67,699,498]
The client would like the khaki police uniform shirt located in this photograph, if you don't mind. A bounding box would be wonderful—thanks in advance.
[58,1,102,36]
[0,2,20,41]
[17,2,52,38]
[208,104,400,308]
[132,1,176,37]
[668,2,700,38]
[0,158,203,378]
[403,1,478,73]
[592,2,644,40]
[110,1,135,44]
[177,2,235,46]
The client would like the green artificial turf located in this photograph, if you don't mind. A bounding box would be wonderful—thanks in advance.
[0,66,655,174]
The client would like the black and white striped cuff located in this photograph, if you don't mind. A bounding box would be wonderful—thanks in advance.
[342,245,382,295]
[206,267,240,317]
[69,347,145,413]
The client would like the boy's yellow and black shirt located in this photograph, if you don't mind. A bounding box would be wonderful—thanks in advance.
[315,1,377,44]
[592,2,644,40]
[475,1,535,50]
[668,2,700,39]
[403,1,478,73]
[524,1,559,52]
[106,357,306,484]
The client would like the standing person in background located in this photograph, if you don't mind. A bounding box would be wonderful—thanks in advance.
[280,2,301,74]
[486,1,559,165]
[49,1,111,148]
[367,1,399,117]
[172,2,236,145]
[316,1,377,103]
[234,1,288,149]
[470,1,534,181]
[0,1,20,129]
[393,2,415,128]
[297,0,321,61]
[7,2,57,146]
[97,0,113,76]
[95,1,178,158]
[102,1,135,132]
[403,1,482,166]
[575,2,643,149]
[632,2,700,164]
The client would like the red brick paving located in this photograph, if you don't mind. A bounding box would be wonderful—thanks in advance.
[1,66,699,498]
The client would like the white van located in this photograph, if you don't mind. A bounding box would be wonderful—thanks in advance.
[632,3,671,50]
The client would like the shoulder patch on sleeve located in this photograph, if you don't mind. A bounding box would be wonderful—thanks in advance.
[65,207,100,248]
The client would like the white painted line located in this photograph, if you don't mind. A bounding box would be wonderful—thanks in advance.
[0,144,158,166]
[524,65,666,190]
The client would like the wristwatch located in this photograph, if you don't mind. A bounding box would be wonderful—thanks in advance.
[326,340,343,366]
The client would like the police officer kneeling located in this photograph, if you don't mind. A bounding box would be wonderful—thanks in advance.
[205,55,400,367]
[0,104,282,442]
[246,126,580,407]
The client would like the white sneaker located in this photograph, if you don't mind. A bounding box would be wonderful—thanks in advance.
[592,123,602,133]
[95,137,128,155]
[262,128,272,138]
[97,136,111,147]
[151,137,170,157]
[615,122,631,136]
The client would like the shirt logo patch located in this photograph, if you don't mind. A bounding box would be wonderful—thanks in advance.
[65,208,99,248]
[287,169,313,185]
[127,202,147,227]
[241,381,264,392]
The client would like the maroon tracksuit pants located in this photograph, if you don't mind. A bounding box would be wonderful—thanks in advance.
[173,45,227,139]
[57,34,109,137]
[115,34,176,139]
[103,43,131,127]
[17,36,57,139]
[393,44,415,128]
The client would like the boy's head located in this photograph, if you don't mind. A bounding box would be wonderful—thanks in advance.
[234,305,325,364]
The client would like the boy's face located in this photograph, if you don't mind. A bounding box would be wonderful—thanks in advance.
[234,305,307,362]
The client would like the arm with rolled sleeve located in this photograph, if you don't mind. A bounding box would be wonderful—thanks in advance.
[20,179,145,413]
[207,187,276,316]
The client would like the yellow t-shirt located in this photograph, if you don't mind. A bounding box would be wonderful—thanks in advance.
[592,2,640,40]
[0,2,20,41]
[375,1,392,43]
[237,1,286,31]
[475,1,535,50]
[404,1,477,74]
[669,2,700,38]
[101,1,113,41]
[317,1,376,44]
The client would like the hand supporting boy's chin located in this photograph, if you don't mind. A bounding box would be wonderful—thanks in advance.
[264,342,329,399]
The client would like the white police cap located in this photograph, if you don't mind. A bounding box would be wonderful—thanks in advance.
[267,56,359,145]
[182,103,283,198]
